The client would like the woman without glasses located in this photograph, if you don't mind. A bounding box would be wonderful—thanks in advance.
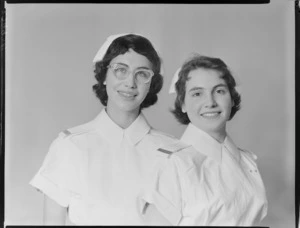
[29,34,187,225]
[144,54,268,226]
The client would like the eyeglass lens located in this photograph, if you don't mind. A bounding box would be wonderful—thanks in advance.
[109,64,153,83]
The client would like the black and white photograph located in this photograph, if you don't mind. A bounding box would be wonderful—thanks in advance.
[4,1,296,227]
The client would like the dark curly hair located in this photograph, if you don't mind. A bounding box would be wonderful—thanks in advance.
[92,34,163,110]
[171,54,241,125]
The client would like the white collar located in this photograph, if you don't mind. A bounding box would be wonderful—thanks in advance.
[93,109,151,145]
[181,123,241,163]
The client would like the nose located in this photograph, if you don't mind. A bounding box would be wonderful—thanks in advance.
[124,72,137,88]
[205,93,217,108]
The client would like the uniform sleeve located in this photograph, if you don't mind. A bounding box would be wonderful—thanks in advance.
[140,156,184,225]
[29,135,81,207]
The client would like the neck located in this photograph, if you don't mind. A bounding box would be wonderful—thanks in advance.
[206,127,227,143]
[106,106,140,129]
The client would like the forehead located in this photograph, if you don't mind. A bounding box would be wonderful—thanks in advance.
[186,68,226,89]
[110,49,152,69]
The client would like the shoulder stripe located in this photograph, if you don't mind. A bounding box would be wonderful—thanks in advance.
[157,148,173,155]
[62,129,71,136]
[58,129,72,138]
[157,142,191,158]
[163,142,190,152]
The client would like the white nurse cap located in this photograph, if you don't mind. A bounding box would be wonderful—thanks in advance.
[168,67,181,94]
[93,33,130,63]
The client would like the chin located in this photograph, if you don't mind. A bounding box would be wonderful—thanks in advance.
[120,104,141,113]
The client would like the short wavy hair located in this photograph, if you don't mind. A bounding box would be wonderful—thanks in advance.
[92,34,163,110]
[171,54,241,125]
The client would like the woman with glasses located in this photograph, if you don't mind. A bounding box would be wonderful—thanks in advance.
[29,33,185,225]
[143,54,268,226]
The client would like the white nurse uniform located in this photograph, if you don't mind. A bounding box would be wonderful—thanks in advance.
[143,123,268,226]
[30,109,187,225]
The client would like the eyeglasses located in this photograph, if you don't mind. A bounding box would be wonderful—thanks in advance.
[107,63,154,84]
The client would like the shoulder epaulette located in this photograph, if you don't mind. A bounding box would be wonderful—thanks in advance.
[239,147,258,160]
[60,129,72,137]
[157,141,191,158]
[58,121,94,139]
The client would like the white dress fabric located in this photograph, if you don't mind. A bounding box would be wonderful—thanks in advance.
[143,123,268,226]
[29,109,182,225]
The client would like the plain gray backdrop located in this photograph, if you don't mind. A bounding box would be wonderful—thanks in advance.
[5,2,295,227]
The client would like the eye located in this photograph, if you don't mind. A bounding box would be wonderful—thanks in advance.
[135,70,149,79]
[216,88,227,94]
[191,92,202,97]
[114,66,128,74]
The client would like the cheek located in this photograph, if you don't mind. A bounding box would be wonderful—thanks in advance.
[184,98,201,115]
[105,81,121,101]
[139,83,151,96]
[105,81,114,96]
[105,74,113,89]
[106,75,121,91]
[222,97,234,114]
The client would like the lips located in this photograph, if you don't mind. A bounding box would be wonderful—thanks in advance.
[118,90,137,99]
[201,112,221,118]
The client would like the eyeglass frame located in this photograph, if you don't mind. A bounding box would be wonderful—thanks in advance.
[107,63,155,84]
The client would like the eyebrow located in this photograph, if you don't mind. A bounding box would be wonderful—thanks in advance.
[188,83,228,92]
[113,62,152,70]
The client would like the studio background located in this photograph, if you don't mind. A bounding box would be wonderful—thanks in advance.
[5,2,295,227]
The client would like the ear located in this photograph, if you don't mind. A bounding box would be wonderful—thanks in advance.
[181,104,187,113]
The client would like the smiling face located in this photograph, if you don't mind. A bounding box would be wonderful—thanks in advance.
[105,49,152,117]
[182,68,234,141]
